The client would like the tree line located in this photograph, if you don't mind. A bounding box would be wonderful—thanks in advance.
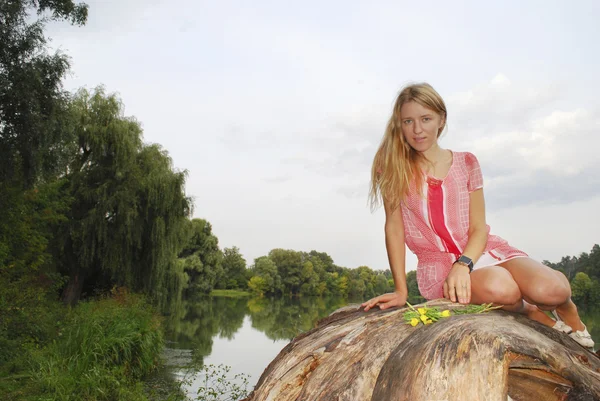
[178,219,398,300]
[543,244,600,308]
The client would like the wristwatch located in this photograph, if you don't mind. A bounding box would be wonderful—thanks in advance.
[455,255,474,273]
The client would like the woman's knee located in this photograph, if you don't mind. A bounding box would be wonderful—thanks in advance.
[472,269,522,305]
[525,276,571,306]
[486,283,522,305]
[501,258,572,307]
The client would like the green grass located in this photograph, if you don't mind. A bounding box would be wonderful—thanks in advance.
[0,290,179,401]
[210,289,251,298]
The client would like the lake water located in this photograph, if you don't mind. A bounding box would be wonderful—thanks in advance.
[160,295,600,399]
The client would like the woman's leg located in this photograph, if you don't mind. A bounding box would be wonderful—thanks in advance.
[499,257,585,331]
[469,266,556,326]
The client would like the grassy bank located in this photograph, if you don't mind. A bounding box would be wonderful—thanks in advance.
[210,289,251,298]
[0,289,182,401]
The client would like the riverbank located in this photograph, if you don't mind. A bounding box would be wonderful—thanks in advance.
[0,289,184,401]
[210,289,252,297]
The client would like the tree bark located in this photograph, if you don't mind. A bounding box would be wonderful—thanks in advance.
[243,299,600,401]
[61,270,85,306]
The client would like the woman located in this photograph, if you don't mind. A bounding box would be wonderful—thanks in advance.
[361,82,594,348]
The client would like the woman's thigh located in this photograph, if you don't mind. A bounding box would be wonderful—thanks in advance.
[470,266,522,305]
[499,257,571,307]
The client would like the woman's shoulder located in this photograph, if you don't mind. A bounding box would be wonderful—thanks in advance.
[451,150,481,168]
[451,149,479,159]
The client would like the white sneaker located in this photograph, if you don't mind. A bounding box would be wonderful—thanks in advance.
[550,310,573,334]
[569,325,595,348]
[552,320,573,334]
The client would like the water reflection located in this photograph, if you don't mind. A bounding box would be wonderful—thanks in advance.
[162,295,350,368]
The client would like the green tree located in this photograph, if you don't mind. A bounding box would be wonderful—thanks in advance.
[582,244,600,280]
[179,219,224,297]
[268,249,304,295]
[325,272,349,297]
[248,276,269,297]
[306,251,337,273]
[374,274,390,294]
[571,272,593,306]
[58,87,191,305]
[0,0,88,187]
[249,256,281,295]
[299,261,320,296]
[218,246,247,289]
[406,270,425,304]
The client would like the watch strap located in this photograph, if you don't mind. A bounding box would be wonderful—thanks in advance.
[455,255,474,273]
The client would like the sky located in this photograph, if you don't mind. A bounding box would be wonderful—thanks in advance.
[45,0,600,272]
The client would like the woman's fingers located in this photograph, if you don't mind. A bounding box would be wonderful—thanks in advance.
[447,278,458,302]
[458,286,466,304]
[459,282,466,304]
[364,293,404,311]
[363,296,381,311]
[443,282,449,299]
[380,298,394,310]
[466,278,472,304]
[456,277,471,304]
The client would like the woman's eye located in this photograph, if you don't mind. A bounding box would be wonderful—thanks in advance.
[423,117,431,122]
[403,120,412,124]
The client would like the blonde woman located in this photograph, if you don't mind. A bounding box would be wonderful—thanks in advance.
[361,83,594,348]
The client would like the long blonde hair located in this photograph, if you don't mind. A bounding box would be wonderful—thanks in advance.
[369,83,447,211]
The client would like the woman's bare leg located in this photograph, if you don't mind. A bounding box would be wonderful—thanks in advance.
[468,266,556,326]
[499,257,585,331]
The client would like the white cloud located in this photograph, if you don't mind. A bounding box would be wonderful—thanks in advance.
[442,77,600,208]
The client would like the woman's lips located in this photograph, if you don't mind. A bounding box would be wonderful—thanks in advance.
[414,136,426,143]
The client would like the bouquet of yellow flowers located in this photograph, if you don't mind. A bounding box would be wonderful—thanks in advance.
[403,302,501,327]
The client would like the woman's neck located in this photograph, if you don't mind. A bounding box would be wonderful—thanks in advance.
[421,144,448,164]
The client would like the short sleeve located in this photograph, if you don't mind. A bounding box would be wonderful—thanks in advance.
[464,152,484,192]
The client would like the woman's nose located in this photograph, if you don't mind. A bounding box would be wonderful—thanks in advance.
[413,121,423,134]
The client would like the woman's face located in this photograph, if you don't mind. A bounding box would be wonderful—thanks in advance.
[399,101,445,153]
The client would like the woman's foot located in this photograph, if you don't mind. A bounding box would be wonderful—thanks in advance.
[569,325,595,348]
[555,299,585,331]
[554,300,594,348]
[524,303,557,327]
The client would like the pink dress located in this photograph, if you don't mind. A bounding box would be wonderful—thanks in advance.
[400,151,527,300]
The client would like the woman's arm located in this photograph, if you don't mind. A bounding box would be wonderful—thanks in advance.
[444,187,488,304]
[384,198,408,294]
[362,198,408,311]
[461,188,488,264]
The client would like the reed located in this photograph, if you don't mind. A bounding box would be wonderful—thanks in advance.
[29,292,165,401]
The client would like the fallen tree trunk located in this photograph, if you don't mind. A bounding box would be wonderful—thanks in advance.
[242,299,600,401]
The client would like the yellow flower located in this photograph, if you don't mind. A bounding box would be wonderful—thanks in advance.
[418,308,427,315]
[424,318,433,325]
[410,318,419,327]
[420,314,429,323]
[441,310,451,317]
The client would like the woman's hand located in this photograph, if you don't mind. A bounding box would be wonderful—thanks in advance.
[443,263,471,304]
[361,291,408,312]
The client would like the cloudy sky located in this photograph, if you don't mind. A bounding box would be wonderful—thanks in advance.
[46,0,600,272]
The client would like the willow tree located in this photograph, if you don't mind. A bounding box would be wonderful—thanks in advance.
[59,87,191,305]
[0,0,88,187]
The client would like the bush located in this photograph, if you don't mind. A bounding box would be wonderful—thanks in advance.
[28,290,165,401]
